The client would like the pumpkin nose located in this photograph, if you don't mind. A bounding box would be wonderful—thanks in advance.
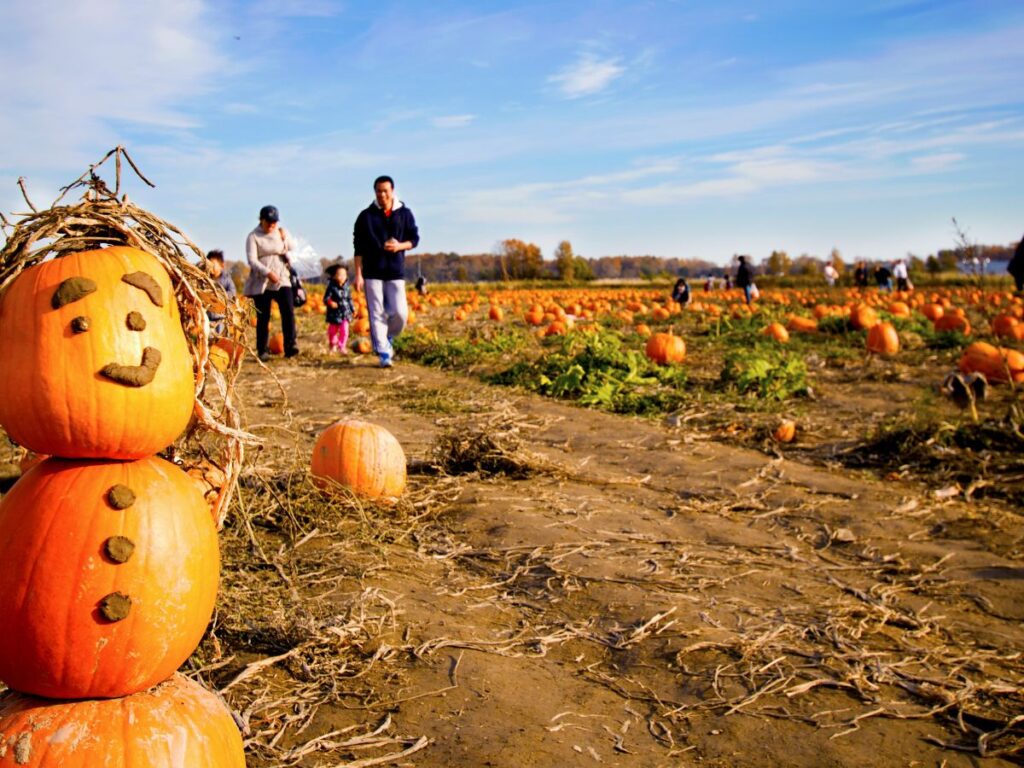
[100,347,162,387]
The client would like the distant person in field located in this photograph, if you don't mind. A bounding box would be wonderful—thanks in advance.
[892,259,910,292]
[1009,235,1024,292]
[853,261,869,288]
[204,249,236,337]
[323,264,355,354]
[353,175,420,369]
[874,263,892,292]
[735,255,754,305]
[823,262,838,287]
[243,205,299,361]
[415,274,428,296]
[724,274,732,290]
[671,277,691,306]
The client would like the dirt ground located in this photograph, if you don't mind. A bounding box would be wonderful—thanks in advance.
[198,318,1024,768]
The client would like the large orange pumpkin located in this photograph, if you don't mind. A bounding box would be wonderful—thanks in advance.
[866,321,900,356]
[959,342,1024,383]
[645,332,686,365]
[0,456,219,699]
[0,246,194,459]
[311,419,407,501]
[0,673,244,767]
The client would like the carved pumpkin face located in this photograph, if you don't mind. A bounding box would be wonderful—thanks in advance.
[0,674,245,766]
[0,246,194,459]
[0,455,219,699]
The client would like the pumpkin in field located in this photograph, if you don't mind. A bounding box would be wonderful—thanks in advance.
[0,246,194,459]
[488,305,504,322]
[850,304,879,330]
[634,323,652,338]
[762,322,789,343]
[786,315,818,333]
[268,332,285,355]
[311,419,407,501]
[866,321,900,356]
[920,303,944,322]
[934,313,970,336]
[773,419,796,443]
[991,314,1021,338]
[354,338,373,354]
[959,341,1024,383]
[645,332,686,365]
[0,456,219,699]
[0,673,244,767]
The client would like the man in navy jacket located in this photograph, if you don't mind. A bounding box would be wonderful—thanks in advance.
[353,175,420,368]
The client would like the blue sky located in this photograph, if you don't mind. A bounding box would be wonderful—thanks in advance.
[2,0,1023,272]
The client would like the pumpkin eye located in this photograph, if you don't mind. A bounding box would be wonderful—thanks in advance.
[107,484,136,510]
[71,316,91,333]
[52,277,97,309]
[121,272,163,307]
[126,311,146,331]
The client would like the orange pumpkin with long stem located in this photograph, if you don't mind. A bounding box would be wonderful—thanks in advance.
[0,456,219,699]
[0,674,245,767]
[0,247,194,459]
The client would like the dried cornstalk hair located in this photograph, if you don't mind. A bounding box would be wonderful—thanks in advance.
[0,146,255,525]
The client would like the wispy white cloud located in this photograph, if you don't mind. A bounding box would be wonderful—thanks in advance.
[0,0,225,174]
[431,114,476,129]
[249,0,341,18]
[548,53,624,99]
[909,152,965,171]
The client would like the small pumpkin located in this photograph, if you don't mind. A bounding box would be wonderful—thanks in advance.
[762,322,789,343]
[934,313,971,336]
[773,419,796,443]
[866,321,900,356]
[311,419,407,501]
[0,246,194,459]
[268,332,285,355]
[0,673,244,767]
[488,305,504,322]
[850,304,879,330]
[645,332,686,365]
[0,456,219,699]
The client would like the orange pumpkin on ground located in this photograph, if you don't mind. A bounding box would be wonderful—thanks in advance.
[0,456,219,699]
[787,315,818,333]
[920,303,944,322]
[268,332,286,355]
[634,323,652,338]
[959,342,1024,383]
[0,246,194,459]
[934,314,971,335]
[773,419,796,443]
[354,338,373,355]
[991,314,1020,338]
[645,332,686,365]
[488,306,504,321]
[311,419,407,501]
[762,322,789,343]
[850,304,879,330]
[866,321,900,356]
[0,673,245,767]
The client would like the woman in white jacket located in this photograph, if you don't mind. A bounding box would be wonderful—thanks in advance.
[243,205,298,360]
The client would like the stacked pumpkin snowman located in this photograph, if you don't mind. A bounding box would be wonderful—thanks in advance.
[0,246,245,765]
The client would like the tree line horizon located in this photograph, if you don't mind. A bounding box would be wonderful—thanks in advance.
[225,238,1020,286]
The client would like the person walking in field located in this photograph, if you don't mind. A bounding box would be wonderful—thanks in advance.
[1009,234,1024,293]
[244,205,299,361]
[352,175,420,368]
[892,259,910,292]
[323,263,355,354]
[823,261,838,287]
[735,255,754,306]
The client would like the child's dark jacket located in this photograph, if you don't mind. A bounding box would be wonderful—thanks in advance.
[324,281,354,324]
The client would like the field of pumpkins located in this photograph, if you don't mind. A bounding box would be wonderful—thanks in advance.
[1,152,1023,767]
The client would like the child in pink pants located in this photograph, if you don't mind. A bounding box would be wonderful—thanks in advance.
[323,264,354,353]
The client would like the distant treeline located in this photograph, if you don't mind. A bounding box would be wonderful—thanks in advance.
[225,239,1020,286]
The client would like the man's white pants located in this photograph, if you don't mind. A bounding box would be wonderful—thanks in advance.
[364,279,407,359]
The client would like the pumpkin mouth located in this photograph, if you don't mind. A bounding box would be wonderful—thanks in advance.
[100,347,162,387]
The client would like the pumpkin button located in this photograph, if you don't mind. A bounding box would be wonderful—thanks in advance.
[98,592,132,622]
[104,535,136,563]
[126,311,147,331]
[107,484,136,510]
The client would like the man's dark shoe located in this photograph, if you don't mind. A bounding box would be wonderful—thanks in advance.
[285,348,300,358]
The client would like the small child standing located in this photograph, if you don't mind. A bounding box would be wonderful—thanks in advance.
[323,264,355,353]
